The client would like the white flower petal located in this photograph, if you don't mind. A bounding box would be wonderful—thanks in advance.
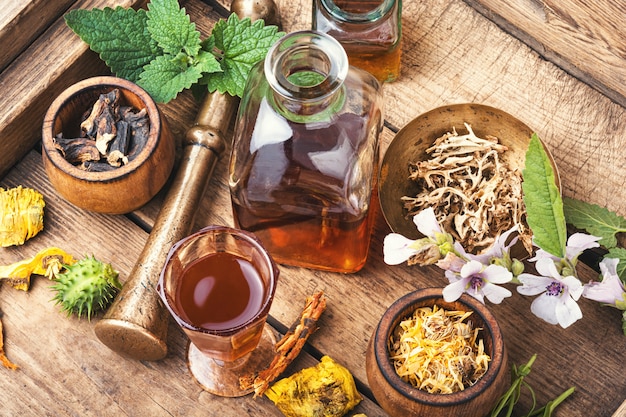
[460,260,484,278]
[534,257,561,279]
[562,275,583,300]
[482,283,512,304]
[583,281,623,304]
[413,208,441,238]
[383,234,419,265]
[466,288,486,304]
[482,264,513,284]
[599,257,620,280]
[555,296,583,328]
[565,233,601,259]
[443,279,467,302]
[530,294,559,325]
[517,274,553,296]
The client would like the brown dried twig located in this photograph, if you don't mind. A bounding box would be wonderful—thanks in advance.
[240,291,327,397]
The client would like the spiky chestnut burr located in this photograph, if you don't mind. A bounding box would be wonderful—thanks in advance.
[51,255,122,320]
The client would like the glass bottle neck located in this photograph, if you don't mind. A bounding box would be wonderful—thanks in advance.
[319,0,397,24]
[264,31,348,119]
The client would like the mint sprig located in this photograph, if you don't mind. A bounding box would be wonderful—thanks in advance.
[65,0,284,103]
[522,133,567,258]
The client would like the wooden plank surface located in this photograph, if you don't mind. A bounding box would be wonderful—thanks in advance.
[0,0,149,179]
[463,0,626,108]
[1,0,625,416]
[0,0,75,72]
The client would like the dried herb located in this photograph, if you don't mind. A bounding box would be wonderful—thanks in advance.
[54,89,150,171]
[0,186,45,247]
[388,305,490,394]
[402,123,531,254]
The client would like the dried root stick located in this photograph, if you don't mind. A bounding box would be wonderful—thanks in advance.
[240,291,327,397]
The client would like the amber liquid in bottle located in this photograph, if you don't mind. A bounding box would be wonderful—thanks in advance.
[231,112,377,273]
[174,252,266,359]
[315,0,402,83]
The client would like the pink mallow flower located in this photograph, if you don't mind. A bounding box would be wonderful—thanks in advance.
[442,259,513,304]
[517,257,584,328]
[583,257,626,308]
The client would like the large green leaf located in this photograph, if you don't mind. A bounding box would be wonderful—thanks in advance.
[564,197,626,249]
[522,134,567,258]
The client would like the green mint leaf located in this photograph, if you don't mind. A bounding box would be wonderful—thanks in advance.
[522,133,567,258]
[563,197,626,249]
[200,14,284,97]
[138,51,220,103]
[146,0,201,57]
[606,247,626,283]
[65,7,160,82]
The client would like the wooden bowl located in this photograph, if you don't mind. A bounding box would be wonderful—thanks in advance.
[42,76,175,214]
[366,288,509,417]
[379,103,560,241]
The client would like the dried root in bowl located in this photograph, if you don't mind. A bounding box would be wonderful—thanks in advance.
[402,123,532,254]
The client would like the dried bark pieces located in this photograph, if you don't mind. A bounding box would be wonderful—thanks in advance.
[53,89,150,171]
[240,291,327,398]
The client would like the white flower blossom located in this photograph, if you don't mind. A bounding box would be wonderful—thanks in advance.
[443,260,513,304]
[517,257,584,328]
[583,257,626,307]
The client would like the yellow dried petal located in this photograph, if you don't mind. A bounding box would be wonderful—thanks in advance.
[0,186,45,247]
[389,305,491,394]
[0,247,75,291]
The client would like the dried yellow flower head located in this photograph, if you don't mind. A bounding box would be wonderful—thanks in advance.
[0,186,45,247]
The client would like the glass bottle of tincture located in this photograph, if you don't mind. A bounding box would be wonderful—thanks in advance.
[312,0,402,83]
[229,31,384,273]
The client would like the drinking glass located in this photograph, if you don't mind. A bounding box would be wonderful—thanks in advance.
[157,225,279,397]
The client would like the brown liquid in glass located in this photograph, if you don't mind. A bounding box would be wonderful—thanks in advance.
[175,252,265,331]
[231,112,377,273]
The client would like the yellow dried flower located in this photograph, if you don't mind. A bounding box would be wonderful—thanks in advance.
[0,186,45,247]
[0,247,75,291]
[266,356,362,417]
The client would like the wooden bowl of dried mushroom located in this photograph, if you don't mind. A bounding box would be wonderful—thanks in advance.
[378,103,560,256]
[42,76,175,214]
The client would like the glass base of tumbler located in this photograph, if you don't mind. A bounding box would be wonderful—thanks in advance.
[187,324,277,397]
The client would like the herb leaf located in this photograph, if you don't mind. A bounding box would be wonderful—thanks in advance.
[199,14,284,97]
[65,1,284,103]
[64,7,160,83]
[563,197,626,249]
[522,134,567,258]
[138,51,221,103]
[146,0,201,56]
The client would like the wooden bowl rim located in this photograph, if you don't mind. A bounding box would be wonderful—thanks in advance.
[378,102,561,241]
[372,287,506,406]
[41,76,162,182]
